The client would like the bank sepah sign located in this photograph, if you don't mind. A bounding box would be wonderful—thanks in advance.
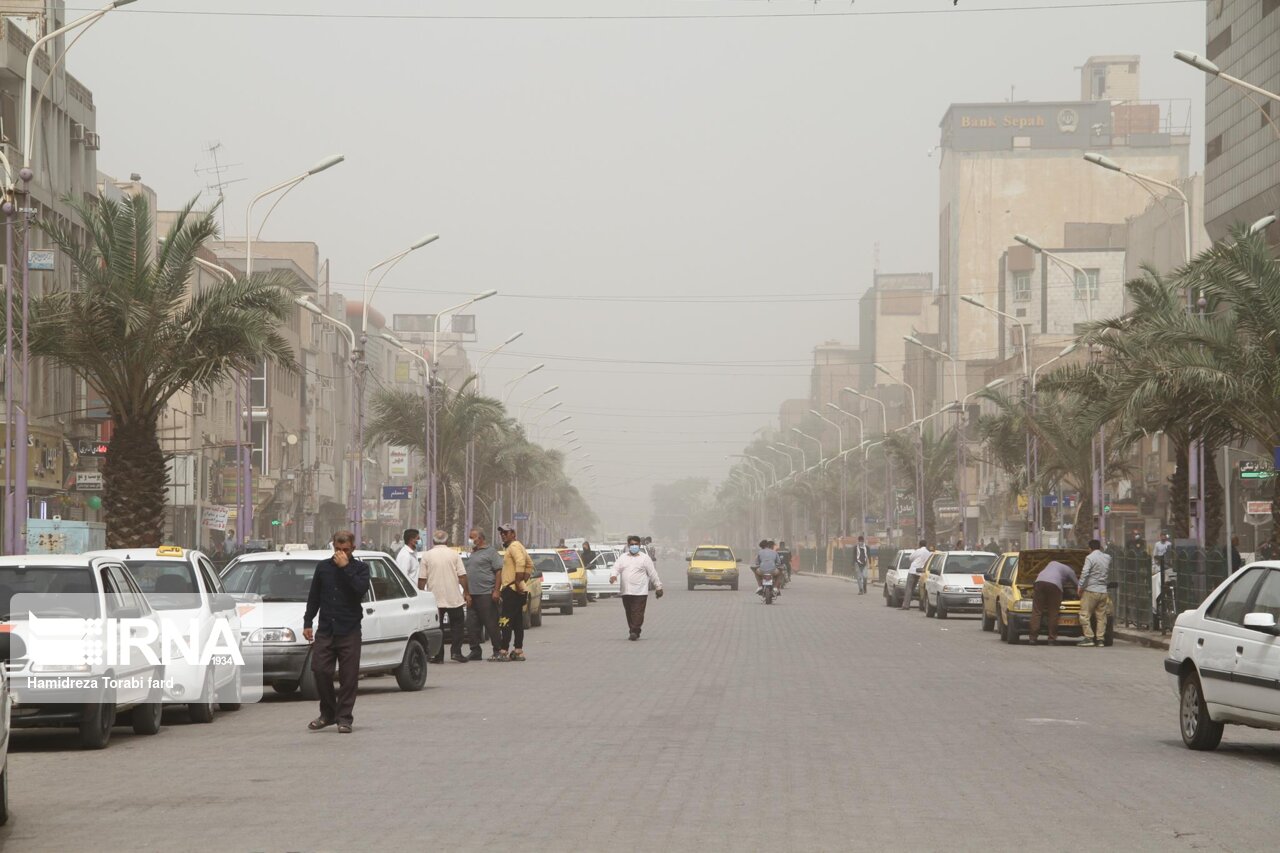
[941,100,1112,152]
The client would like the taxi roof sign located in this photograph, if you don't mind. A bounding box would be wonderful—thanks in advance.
[282,543,311,553]
[155,546,184,557]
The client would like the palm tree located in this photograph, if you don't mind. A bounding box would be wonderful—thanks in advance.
[25,194,296,547]
[882,426,956,542]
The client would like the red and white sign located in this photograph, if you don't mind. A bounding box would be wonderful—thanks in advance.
[1246,501,1272,516]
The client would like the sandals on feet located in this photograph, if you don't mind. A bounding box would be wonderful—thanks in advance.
[508,651,526,662]
[337,724,353,734]
[490,651,508,661]
[308,717,335,731]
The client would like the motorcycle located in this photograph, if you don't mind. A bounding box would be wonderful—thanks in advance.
[762,572,776,604]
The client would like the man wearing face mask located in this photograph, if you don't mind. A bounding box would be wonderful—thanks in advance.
[610,534,663,640]
[464,527,503,661]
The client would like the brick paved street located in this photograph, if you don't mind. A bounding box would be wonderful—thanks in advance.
[4,567,1280,852]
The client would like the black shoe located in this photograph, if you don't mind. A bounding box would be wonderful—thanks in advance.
[467,650,483,661]
[430,654,444,665]
[1029,637,1039,646]
[628,632,638,641]
[451,654,469,663]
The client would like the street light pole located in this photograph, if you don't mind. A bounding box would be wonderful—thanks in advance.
[810,410,846,535]
[905,335,962,544]
[502,364,545,405]
[1029,344,1078,545]
[874,362,923,541]
[297,298,359,539]
[845,387,893,541]
[477,331,523,392]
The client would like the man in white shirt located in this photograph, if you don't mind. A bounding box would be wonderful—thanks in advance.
[419,530,471,663]
[395,528,420,583]
[610,534,663,641]
[900,540,932,611]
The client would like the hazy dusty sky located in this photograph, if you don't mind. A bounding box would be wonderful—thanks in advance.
[73,0,1204,532]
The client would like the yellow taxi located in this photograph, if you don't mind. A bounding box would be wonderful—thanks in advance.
[686,545,740,591]
[981,548,1111,645]
[559,548,590,608]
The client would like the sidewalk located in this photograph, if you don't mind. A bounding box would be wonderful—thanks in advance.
[801,571,1172,650]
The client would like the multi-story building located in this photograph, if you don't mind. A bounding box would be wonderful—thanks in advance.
[1202,0,1280,247]
[938,56,1191,394]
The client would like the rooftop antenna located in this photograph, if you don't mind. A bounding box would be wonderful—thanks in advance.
[194,141,245,233]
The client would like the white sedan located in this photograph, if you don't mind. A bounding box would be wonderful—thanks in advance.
[922,551,998,618]
[586,550,619,599]
[220,550,443,699]
[1166,561,1280,750]
[86,546,245,722]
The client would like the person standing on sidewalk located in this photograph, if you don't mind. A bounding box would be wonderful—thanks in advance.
[900,540,931,610]
[1029,559,1078,645]
[853,535,870,595]
[395,528,420,584]
[496,523,533,662]
[1077,540,1112,647]
[610,535,663,640]
[303,531,370,734]
[464,527,503,661]
[419,530,471,664]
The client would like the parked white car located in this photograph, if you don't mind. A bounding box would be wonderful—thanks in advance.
[921,551,999,618]
[86,546,245,723]
[0,555,166,749]
[1166,561,1280,750]
[882,549,914,607]
[0,642,9,825]
[532,549,575,615]
[586,549,619,599]
[220,550,443,699]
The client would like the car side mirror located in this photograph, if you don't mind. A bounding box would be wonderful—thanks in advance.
[212,594,237,612]
[115,605,141,619]
[686,557,692,562]
[1243,612,1279,633]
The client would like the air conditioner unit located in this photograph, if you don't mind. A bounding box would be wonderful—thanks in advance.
[193,400,206,416]
[70,122,84,143]
[83,131,101,151]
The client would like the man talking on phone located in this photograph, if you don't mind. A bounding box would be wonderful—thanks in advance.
[303,531,371,734]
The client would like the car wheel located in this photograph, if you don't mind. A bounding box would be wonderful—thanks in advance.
[189,668,216,724]
[131,686,164,736]
[395,639,428,691]
[981,608,995,631]
[925,593,935,618]
[997,607,1009,640]
[531,608,543,627]
[936,596,949,619]
[1180,671,1224,751]
[272,680,299,695]
[688,580,695,591]
[217,669,243,712]
[884,586,893,606]
[0,762,8,826]
[78,694,115,750]
[560,603,574,616]
[300,659,320,702]
[1006,617,1021,645]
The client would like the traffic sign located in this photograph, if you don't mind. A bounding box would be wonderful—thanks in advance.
[382,485,412,500]
[513,512,530,521]
[1246,501,1272,516]
[1239,461,1276,480]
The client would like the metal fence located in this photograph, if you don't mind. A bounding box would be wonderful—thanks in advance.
[1110,545,1230,633]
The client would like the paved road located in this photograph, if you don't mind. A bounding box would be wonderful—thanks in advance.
[4,567,1280,852]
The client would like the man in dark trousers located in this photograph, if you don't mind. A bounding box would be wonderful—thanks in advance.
[303,531,371,734]
[853,535,870,594]
[1029,558,1078,646]
[465,527,504,661]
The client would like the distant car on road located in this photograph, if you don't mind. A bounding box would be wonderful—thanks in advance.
[686,545,740,590]
[1166,561,1280,750]
[882,549,914,608]
[220,549,442,699]
[532,549,575,616]
[0,638,9,824]
[920,551,998,618]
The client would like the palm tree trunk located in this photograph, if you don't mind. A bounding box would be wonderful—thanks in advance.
[1073,490,1093,547]
[103,414,166,548]
[1204,441,1224,545]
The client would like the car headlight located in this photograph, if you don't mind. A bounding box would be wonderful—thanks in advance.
[248,627,297,644]
[1012,600,1034,612]
[943,585,964,593]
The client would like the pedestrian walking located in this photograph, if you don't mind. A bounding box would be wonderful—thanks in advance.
[419,530,471,664]
[985,539,1000,555]
[496,523,533,662]
[610,535,663,640]
[1026,559,1077,645]
[395,528,420,584]
[1077,539,1112,647]
[303,531,371,734]
[464,527,504,661]
[853,535,870,594]
[900,540,931,610]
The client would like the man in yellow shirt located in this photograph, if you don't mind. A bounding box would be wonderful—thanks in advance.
[496,523,533,662]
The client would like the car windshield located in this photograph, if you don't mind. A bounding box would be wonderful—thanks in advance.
[559,550,582,569]
[122,560,201,610]
[694,548,734,561]
[222,559,318,602]
[897,553,912,570]
[533,554,565,575]
[0,565,100,619]
[942,555,997,575]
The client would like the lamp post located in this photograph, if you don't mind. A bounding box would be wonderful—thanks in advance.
[1014,234,1098,322]
[236,154,345,549]
[477,331,523,392]
[810,410,847,535]
[956,377,1008,546]
[502,364,545,405]
[874,363,924,540]
[298,298,360,538]
[765,445,794,478]
[844,387,893,540]
[793,428,826,544]
[1029,344,1077,546]
[905,336,962,542]
[827,403,867,535]
[1174,50,1280,142]
[779,441,808,474]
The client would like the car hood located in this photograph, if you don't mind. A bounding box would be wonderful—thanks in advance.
[235,600,306,639]
[691,560,736,570]
[935,573,986,586]
[541,572,569,584]
[1016,549,1088,587]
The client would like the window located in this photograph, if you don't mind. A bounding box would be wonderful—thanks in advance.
[368,559,408,601]
[1012,271,1031,302]
[1206,567,1264,625]
[1205,25,1231,62]
[249,359,267,409]
[251,420,269,475]
[1074,269,1100,300]
[1206,134,1223,164]
[999,557,1018,585]
[1249,570,1280,622]
[694,548,734,561]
